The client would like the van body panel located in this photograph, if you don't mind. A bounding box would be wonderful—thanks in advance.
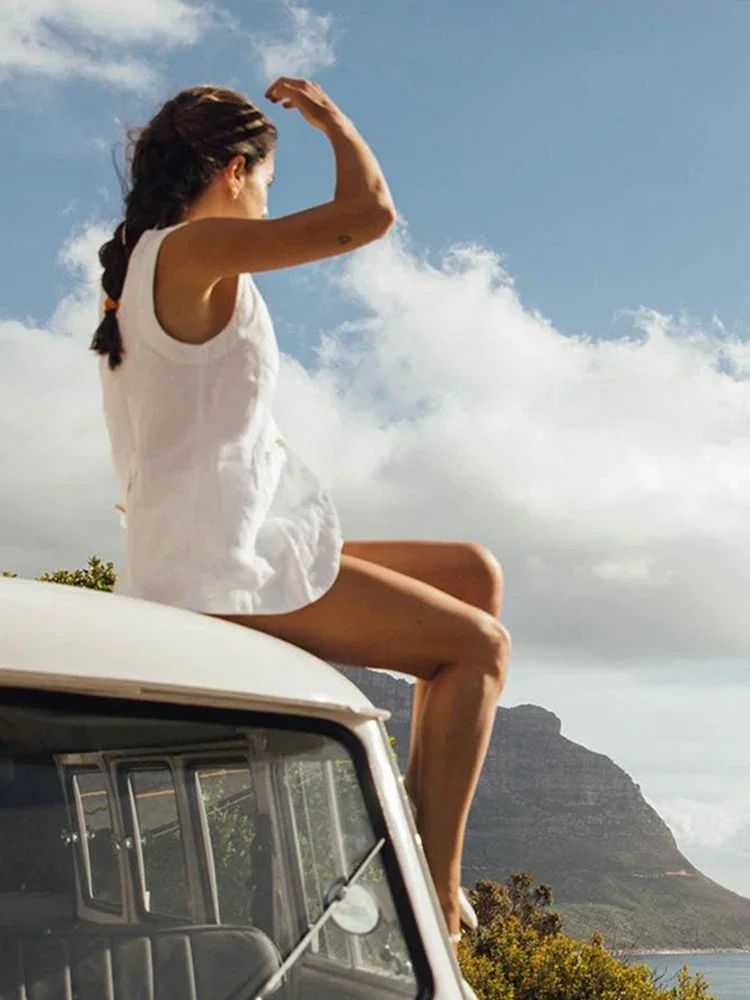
[0,579,387,721]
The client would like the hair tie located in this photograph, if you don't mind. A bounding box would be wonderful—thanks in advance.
[104,296,119,313]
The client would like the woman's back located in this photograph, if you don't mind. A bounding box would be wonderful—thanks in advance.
[100,221,342,614]
[90,81,396,616]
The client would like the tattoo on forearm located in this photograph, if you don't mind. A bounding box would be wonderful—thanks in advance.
[338,234,352,245]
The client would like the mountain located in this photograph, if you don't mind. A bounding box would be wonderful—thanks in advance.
[337,666,750,951]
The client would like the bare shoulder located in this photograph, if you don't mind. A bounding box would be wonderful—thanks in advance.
[152,224,240,346]
[156,220,212,279]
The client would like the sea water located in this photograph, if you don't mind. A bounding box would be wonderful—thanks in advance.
[629,952,750,1000]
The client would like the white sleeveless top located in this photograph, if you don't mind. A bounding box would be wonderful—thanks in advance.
[97,222,343,615]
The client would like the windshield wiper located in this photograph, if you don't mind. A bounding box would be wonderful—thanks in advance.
[252,836,387,999]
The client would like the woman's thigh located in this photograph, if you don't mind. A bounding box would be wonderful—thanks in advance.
[341,539,503,613]
[203,553,500,681]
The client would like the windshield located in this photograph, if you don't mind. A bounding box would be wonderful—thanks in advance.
[0,688,426,1000]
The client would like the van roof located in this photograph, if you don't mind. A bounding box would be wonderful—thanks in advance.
[0,578,388,722]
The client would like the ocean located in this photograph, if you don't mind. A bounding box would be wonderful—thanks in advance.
[629,953,750,1000]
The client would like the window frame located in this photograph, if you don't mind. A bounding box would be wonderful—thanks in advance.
[120,760,198,924]
[64,762,125,916]
[188,758,262,927]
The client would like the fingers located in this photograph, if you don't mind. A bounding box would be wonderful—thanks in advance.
[265,77,294,101]
[265,77,316,102]
[263,77,337,128]
[266,85,295,109]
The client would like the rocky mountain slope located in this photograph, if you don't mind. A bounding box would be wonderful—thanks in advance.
[337,666,750,950]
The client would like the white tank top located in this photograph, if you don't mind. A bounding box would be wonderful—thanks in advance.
[97,221,343,614]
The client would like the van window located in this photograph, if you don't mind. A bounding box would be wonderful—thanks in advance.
[128,767,190,918]
[71,769,121,908]
[287,758,351,962]
[195,764,258,925]
[286,755,416,981]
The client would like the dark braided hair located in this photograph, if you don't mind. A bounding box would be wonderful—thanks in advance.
[91,85,278,371]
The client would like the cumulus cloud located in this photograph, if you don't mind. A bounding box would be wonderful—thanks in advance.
[654,793,750,894]
[273,225,750,663]
[0,221,118,574]
[252,1,336,81]
[657,796,750,851]
[0,0,209,92]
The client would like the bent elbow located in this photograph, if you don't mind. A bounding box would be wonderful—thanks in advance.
[369,202,397,238]
[336,199,397,249]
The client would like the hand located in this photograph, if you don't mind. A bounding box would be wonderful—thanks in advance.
[265,78,345,132]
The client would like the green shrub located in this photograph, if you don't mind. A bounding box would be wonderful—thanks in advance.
[2,555,116,591]
[459,876,716,1000]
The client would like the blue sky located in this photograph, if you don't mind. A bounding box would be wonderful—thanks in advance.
[6,0,750,353]
[2,0,750,898]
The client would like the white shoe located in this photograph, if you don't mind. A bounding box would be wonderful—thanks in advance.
[458,886,478,931]
[461,978,479,1000]
[405,789,479,931]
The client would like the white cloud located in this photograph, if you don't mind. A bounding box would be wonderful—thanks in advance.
[656,796,750,851]
[0,221,118,574]
[0,0,209,92]
[591,557,660,582]
[652,793,750,894]
[252,1,336,81]
[272,225,750,663]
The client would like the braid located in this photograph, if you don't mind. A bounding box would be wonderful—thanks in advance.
[90,222,128,370]
[90,86,277,372]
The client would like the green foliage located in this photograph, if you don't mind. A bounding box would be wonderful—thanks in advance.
[2,555,116,591]
[199,770,257,925]
[459,875,718,1000]
[471,874,563,952]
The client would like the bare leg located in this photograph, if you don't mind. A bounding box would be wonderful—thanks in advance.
[342,541,505,811]
[203,551,510,938]
[407,679,428,803]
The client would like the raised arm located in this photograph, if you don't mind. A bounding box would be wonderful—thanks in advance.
[172,79,396,280]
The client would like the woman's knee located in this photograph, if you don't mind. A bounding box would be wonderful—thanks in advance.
[467,611,511,687]
[460,542,504,617]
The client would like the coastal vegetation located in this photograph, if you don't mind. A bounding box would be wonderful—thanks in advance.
[459,874,717,1000]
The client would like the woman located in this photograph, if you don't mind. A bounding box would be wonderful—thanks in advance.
[92,78,512,951]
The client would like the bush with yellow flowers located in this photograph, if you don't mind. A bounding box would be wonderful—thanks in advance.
[458,875,716,1000]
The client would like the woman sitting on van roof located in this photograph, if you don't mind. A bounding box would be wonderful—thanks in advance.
[92,77,512,949]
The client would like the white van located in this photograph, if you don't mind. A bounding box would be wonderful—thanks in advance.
[0,577,470,1000]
